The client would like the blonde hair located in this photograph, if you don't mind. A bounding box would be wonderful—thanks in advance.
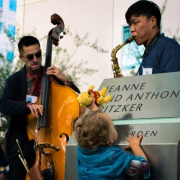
[74,110,112,149]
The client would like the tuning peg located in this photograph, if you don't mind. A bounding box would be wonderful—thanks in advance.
[60,36,63,39]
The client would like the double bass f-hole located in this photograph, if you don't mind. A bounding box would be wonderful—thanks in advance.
[60,133,69,143]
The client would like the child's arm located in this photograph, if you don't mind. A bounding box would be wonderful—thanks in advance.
[124,133,147,160]
[87,98,99,111]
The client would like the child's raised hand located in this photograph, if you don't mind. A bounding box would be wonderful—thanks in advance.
[124,133,143,150]
[87,98,99,111]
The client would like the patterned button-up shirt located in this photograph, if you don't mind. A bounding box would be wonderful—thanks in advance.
[26,69,42,97]
[138,33,180,75]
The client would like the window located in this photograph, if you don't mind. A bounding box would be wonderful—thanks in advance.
[122,26,144,71]
[0,0,3,8]
[6,51,14,62]
[9,0,16,11]
[0,22,2,34]
[8,24,15,38]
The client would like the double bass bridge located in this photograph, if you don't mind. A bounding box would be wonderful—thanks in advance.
[35,143,60,156]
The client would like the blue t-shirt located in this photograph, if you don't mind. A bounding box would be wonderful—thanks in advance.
[77,146,150,180]
[138,33,180,75]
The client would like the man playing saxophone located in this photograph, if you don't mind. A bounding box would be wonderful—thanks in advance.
[125,1,180,75]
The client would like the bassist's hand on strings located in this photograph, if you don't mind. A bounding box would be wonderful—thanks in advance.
[46,65,68,85]
[27,103,43,118]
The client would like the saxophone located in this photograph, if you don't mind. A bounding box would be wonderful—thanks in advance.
[111,37,133,78]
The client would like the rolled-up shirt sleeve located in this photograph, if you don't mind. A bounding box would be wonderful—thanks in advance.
[125,156,150,179]
[113,149,150,179]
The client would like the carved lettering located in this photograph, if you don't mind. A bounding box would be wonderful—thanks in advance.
[151,92,160,99]
[114,105,122,112]
[109,86,115,92]
[144,131,150,137]
[140,83,146,90]
[124,130,158,138]
[170,90,180,98]
[114,85,121,92]
[145,92,152,99]
[122,104,130,112]
[131,131,136,136]
[109,105,115,112]
[136,104,143,111]
[134,93,144,100]
[130,83,140,90]
[138,131,143,136]
[101,104,143,113]
[122,84,131,91]
[126,94,133,101]
[160,91,169,98]
[114,95,122,102]
[129,104,136,111]
[150,131,158,136]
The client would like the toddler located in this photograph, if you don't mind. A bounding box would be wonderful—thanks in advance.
[74,101,150,179]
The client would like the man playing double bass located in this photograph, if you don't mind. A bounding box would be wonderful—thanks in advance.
[0,36,80,180]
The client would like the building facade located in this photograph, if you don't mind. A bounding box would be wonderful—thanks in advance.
[0,0,17,62]
[16,0,180,91]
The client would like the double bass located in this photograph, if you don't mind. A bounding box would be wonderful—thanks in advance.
[26,14,80,180]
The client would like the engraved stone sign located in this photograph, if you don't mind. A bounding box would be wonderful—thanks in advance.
[99,72,180,120]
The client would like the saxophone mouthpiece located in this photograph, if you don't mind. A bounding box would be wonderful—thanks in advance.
[126,37,133,43]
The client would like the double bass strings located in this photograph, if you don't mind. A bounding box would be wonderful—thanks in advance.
[16,139,29,172]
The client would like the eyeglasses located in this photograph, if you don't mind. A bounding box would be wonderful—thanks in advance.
[22,51,42,60]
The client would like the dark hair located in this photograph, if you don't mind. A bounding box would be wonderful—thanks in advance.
[125,0,161,29]
[74,110,111,149]
[18,36,40,54]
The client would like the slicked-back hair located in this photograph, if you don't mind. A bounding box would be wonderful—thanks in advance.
[74,110,112,149]
[18,36,40,55]
[125,0,161,29]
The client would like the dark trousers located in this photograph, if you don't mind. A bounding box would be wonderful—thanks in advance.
[8,140,36,180]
